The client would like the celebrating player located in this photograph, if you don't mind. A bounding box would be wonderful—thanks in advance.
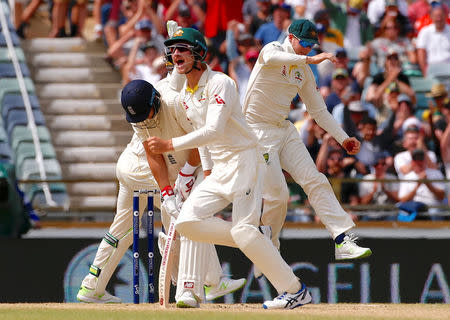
[77,75,245,305]
[146,27,312,310]
[243,19,372,262]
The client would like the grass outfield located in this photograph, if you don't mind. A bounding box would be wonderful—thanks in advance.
[0,303,448,320]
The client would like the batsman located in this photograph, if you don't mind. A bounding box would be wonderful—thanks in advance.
[77,74,245,305]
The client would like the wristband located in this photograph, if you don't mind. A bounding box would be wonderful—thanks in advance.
[161,185,174,200]
[180,162,198,176]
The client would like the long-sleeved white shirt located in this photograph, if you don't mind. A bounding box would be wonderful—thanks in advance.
[172,65,257,162]
[243,38,349,145]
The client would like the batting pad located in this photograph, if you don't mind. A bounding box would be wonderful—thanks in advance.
[176,236,210,301]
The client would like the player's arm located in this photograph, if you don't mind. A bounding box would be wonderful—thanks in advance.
[298,68,359,154]
[261,42,336,67]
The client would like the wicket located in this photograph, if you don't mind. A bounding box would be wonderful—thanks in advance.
[132,189,155,304]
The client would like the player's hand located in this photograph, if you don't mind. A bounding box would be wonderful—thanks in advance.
[342,137,360,155]
[174,171,195,201]
[306,52,337,65]
[146,137,173,154]
[161,186,179,218]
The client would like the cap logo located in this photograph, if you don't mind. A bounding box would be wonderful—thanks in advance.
[310,30,317,37]
[127,106,136,115]
[173,29,184,37]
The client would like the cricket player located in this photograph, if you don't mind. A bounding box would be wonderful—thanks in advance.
[243,19,372,261]
[147,27,313,309]
[76,75,245,305]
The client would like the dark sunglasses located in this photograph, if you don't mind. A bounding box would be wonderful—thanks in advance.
[293,34,315,48]
[167,43,193,54]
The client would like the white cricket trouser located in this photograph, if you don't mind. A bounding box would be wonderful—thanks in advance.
[175,148,301,295]
[249,121,355,240]
[81,147,223,296]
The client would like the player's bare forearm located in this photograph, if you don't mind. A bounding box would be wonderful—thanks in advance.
[187,149,201,167]
[143,141,171,189]
[147,136,174,154]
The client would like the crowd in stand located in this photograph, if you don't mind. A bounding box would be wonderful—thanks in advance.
[14,0,450,220]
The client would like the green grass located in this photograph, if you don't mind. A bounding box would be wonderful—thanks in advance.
[0,304,448,320]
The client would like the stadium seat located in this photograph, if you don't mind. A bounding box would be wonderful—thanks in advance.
[15,142,56,170]
[410,77,438,93]
[10,125,51,151]
[0,62,30,77]
[16,158,62,181]
[0,142,12,160]
[0,78,35,106]
[0,48,25,62]
[0,32,20,47]
[0,119,6,143]
[5,109,45,141]
[1,93,40,120]
[27,183,70,209]
[416,92,431,109]
[427,63,450,79]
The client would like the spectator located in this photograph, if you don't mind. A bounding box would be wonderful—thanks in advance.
[367,0,409,27]
[14,0,43,38]
[369,17,417,70]
[48,0,69,37]
[319,48,350,95]
[323,0,374,48]
[398,149,445,219]
[439,104,450,204]
[254,3,292,47]
[416,4,450,77]
[409,0,449,28]
[393,94,422,139]
[353,46,375,85]
[371,0,412,37]
[69,0,89,37]
[122,39,162,85]
[359,152,399,206]
[164,0,204,30]
[423,83,449,123]
[244,0,272,35]
[285,0,324,21]
[413,0,450,35]
[229,49,259,105]
[300,118,329,161]
[394,126,438,178]
[316,141,360,206]
[366,49,415,109]
[324,68,353,112]
[353,116,396,175]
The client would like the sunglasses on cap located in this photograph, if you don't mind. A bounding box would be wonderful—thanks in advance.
[292,34,315,48]
[167,43,193,54]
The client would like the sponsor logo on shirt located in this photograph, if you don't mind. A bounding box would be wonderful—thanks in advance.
[214,94,225,104]
[184,281,195,289]
[282,65,287,77]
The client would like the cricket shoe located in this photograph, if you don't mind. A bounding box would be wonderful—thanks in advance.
[335,233,372,260]
[77,286,121,303]
[262,283,312,309]
[176,290,200,308]
[254,225,272,279]
[204,277,246,301]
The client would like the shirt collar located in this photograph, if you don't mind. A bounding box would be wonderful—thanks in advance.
[282,37,295,54]
[186,63,210,93]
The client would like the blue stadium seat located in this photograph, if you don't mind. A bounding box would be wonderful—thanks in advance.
[11,125,51,152]
[0,142,12,160]
[0,62,30,77]
[0,18,15,32]
[1,93,40,120]
[0,78,35,106]
[17,158,62,181]
[0,32,20,47]
[0,48,26,62]
[410,77,438,93]
[15,142,56,170]
[427,63,450,79]
[5,109,45,141]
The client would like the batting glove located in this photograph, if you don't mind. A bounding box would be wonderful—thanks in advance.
[167,20,181,38]
[174,162,197,201]
[161,185,179,219]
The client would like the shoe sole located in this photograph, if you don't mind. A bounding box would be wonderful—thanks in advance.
[176,301,199,308]
[205,280,247,301]
[77,295,121,304]
[336,249,373,260]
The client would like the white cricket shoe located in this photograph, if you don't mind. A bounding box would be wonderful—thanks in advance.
[176,290,200,308]
[335,234,372,260]
[254,225,272,279]
[204,277,246,301]
[262,283,312,309]
[77,286,121,303]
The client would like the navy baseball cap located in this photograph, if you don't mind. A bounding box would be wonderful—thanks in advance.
[121,80,160,123]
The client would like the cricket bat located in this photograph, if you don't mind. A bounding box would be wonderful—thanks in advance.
[159,217,177,308]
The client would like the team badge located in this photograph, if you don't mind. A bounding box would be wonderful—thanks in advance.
[263,153,269,164]
[294,71,303,82]
[127,106,136,115]
[173,29,184,37]
[310,30,317,38]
